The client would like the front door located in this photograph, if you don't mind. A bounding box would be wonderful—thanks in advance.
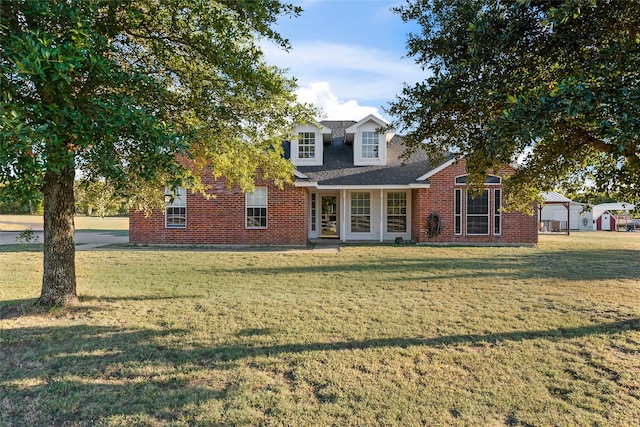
[601,213,611,231]
[321,195,339,238]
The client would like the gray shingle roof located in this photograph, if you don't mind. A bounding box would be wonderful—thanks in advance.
[293,120,444,187]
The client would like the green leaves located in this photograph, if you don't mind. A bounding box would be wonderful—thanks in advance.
[1,0,313,209]
[389,0,640,208]
[2,0,313,305]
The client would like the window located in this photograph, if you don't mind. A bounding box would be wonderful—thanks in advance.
[246,187,267,228]
[361,131,379,159]
[310,193,317,232]
[466,190,489,235]
[454,189,462,235]
[454,176,503,236]
[298,132,315,159]
[494,189,502,235]
[351,192,371,232]
[387,192,407,232]
[165,186,186,228]
[455,175,501,184]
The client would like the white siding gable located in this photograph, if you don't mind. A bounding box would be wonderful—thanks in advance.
[291,124,330,166]
[346,114,393,166]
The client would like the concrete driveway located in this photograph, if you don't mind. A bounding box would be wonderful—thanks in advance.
[0,230,128,250]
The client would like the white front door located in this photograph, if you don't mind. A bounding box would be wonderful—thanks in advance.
[601,213,611,231]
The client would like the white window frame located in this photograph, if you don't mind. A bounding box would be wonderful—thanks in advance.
[455,175,502,185]
[165,186,187,229]
[466,189,490,235]
[297,132,316,160]
[454,188,463,235]
[246,187,268,229]
[352,124,387,166]
[310,192,317,232]
[361,131,379,159]
[291,125,324,166]
[494,188,502,235]
[386,191,407,233]
[350,191,371,233]
[454,175,503,237]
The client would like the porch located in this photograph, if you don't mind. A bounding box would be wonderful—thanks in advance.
[307,189,412,243]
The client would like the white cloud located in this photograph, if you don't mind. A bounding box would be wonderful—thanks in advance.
[261,40,424,106]
[296,81,386,121]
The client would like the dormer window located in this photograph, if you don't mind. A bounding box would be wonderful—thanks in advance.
[345,114,393,166]
[298,132,316,159]
[291,124,331,167]
[362,131,379,159]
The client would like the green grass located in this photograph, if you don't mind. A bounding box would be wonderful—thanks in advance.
[1,233,639,426]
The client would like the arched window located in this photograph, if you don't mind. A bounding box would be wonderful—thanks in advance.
[454,176,502,236]
[455,175,501,184]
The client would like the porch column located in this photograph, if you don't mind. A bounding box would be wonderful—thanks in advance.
[563,202,570,236]
[341,189,346,243]
[538,204,543,232]
[380,189,384,242]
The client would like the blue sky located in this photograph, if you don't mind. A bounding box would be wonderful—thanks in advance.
[262,0,425,122]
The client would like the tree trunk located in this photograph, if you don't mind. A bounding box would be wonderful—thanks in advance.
[38,167,78,306]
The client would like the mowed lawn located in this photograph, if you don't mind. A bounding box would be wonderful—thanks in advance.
[1,233,639,426]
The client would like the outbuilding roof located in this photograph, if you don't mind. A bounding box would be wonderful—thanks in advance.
[593,202,636,219]
[541,191,572,203]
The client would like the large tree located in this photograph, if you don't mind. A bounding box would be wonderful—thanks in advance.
[388,0,640,209]
[1,0,312,306]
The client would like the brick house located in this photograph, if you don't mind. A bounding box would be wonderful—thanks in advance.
[129,114,538,246]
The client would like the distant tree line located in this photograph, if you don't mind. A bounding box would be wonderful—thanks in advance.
[0,190,42,214]
[0,180,127,216]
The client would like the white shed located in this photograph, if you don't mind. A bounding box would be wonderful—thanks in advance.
[539,192,593,234]
[592,202,636,231]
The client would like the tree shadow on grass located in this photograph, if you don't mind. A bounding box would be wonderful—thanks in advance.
[79,294,201,303]
[0,299,106,321]
[195,317,640,361]
[0,298,41,319]
[1,324,234,426]
[1,315,637,425]
[0,295,202,320]
[197,248,640,282]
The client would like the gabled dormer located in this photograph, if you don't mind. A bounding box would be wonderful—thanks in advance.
[291,122,332,166]
[345,114,395,166]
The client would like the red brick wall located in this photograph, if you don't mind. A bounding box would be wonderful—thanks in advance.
[130,159,537,246]
[411,159,538,245]
[130,180,308,246]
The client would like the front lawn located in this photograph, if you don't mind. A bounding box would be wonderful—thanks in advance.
[1,233,638,426]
